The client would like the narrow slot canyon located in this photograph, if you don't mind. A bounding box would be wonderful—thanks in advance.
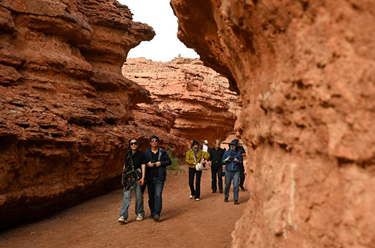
[1,0,375,248]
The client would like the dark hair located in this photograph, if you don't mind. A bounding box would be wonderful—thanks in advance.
[149,135,159,141]
[191,140,199,148]
[129,138,138,144]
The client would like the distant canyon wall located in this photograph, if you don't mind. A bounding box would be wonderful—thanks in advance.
[123,57,239,146]
[171,0,375,247]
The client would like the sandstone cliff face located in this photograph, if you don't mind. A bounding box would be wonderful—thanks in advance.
[0,0,155,230]
[171,0,375,247]
[123,57,238,145]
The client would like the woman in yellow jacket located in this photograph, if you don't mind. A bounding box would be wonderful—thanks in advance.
[186,140,210,201]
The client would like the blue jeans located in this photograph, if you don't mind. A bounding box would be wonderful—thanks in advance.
[147,178,164,216]
[224,170,239,201]
[119,180,144,219]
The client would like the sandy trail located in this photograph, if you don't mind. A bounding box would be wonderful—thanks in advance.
[0,165,249,248]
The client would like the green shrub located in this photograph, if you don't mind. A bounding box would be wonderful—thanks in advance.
[166,150,180,171]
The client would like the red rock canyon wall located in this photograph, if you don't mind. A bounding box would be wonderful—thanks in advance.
[171,0,375,247]
[0,0,156,230]
[123,57,239,145]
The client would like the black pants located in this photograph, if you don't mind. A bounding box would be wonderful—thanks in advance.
[211,163,223,192]
[189,167,202,198]
[239,164,245,188]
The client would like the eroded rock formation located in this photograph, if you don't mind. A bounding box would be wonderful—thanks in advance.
[0,0,156,230]
[171,0,375,247]
[123,57,238,144]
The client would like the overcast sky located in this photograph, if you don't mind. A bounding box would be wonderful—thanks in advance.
[119,0,199,62]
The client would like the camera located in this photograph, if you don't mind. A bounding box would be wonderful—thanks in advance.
[228,157,235,161]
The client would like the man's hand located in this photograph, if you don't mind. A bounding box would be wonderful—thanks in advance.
[234,157,239,163]
[121,180,124,186]
[139,178,144,186]
[224,157,230,162]
[155,161,161,167]
[147,162,154,167]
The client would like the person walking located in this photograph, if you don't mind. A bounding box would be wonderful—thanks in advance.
[202,140,209,152]
[222,139,243,205]
[208,139,225,193]
[235,138,247,191]
[144,135,171,222]
[186,140,210,201]
[118,138,147,224]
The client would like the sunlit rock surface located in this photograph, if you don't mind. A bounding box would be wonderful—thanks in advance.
[123,57,238,144]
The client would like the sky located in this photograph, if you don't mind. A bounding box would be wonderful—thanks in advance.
[119,0,199,62]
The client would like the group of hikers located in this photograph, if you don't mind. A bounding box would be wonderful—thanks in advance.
[118,135,247,224]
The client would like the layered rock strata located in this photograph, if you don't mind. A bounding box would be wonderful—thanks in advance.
[0,0,155,230]
[123,57,238,144]
[171,0,375,247]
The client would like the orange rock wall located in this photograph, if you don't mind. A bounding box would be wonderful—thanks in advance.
[123,57,239,145]
[171,0,375,247]
[0,0,155,230]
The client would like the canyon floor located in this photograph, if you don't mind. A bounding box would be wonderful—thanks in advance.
[0,164,249,248]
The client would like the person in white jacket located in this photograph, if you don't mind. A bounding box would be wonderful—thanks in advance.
[202,140,209,152]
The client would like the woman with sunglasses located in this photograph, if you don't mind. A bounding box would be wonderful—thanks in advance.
[118,138,147,224]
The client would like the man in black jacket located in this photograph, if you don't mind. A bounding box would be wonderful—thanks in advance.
[208,139,225,193]
[144,135,171,222]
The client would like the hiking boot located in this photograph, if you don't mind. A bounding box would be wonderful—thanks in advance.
[224,198,228,203]
[190,195,194,199]
[136,214,143,221]
[153,215,160,222]
[219,190,223,193]
[212,190,216,193]
[195,198,200,201]
[240,186,247,191]
[118,216,127,224]
[234,200,239,205]
[149,214,154,219]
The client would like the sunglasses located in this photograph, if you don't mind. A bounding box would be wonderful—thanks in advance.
[150,139,158,142]
[130,142,138,145]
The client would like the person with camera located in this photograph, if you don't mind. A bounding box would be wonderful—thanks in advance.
[144,135,171,222]
[118,138,147,224]
[222,139,243,205]
[186,140,210,201]
[208,139,225,193]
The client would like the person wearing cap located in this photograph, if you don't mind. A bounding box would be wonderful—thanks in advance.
[144,135,171,222]
[186,140,210,201]
[208,139,225,193]
[118,138,147,224]
[202,140,209,152]
[222,139,243,205]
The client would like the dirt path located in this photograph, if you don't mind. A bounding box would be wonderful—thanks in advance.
[0,165,249,248]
